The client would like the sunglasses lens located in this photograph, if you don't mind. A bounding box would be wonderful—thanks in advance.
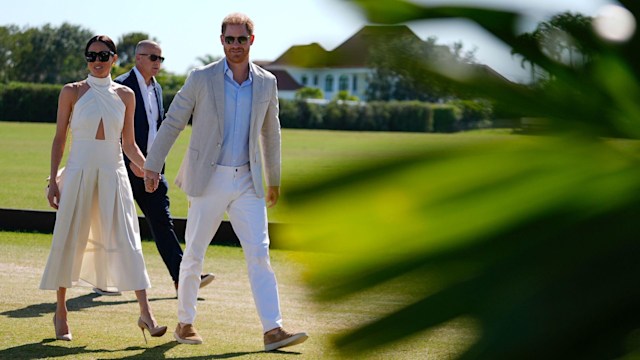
[85,52,97,62]
[224,36,249,45]
[97,51,111,62]
[86,51,112,62]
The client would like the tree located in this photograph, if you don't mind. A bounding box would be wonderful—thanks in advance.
[154,70,187,93]
[195,54,222,66]
[332,90,359,101]
[116,32,153,68]
[366,35,476,101]
[512,12,594,83]
[0,25,19,83]
[295,87,324,100]
[8,23,92,84]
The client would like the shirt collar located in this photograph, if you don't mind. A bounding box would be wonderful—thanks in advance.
[223,58,253,82]
[133,66,155,89]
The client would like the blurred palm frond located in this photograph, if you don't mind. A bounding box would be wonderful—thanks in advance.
[280,1,640,358]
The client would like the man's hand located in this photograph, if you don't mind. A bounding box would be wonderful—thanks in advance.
[129,162,144,178]
[144,169,161,193]
[266,186,280,208]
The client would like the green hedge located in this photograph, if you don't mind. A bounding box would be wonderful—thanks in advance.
[0,82,61,122]
[432,105,459,133]
[0,82,178,123]
[278,100,324,129]
[450,99,493,130]
[278,100,474,133]
[163,91,177,114]
[280,100,439,132]
[0,83,493,133]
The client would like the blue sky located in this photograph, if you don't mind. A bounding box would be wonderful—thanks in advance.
[1,0,620,82]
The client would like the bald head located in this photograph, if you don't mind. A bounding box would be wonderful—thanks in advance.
[134,40,163,83]
[135,40,161,55]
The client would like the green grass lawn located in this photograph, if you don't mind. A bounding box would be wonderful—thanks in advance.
[0,121,520,222]
[6,123,638,358]
[0,231,476,359]
[0,122,519,358]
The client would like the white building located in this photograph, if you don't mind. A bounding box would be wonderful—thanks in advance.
[265,25,424,101]
[263,25,507,101]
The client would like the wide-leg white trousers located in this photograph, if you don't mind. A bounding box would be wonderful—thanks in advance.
[177,164,283,332]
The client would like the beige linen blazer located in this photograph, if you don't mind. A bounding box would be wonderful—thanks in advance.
[144,59,281,198]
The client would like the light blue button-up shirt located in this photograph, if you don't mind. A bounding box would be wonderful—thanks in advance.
[218,59,253,167]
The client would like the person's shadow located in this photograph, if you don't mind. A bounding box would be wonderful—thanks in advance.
[113,342,302,359]
[0,292,175,319]
[2,293,303,358]
[0,339,302,359]
[0,339,113,359]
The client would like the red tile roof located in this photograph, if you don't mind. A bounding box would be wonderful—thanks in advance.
[267,69,302,91]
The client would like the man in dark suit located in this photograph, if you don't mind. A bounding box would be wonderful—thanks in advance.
[94,40,214,296]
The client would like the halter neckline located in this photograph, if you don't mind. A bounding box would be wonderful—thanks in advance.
[87,74,112,88]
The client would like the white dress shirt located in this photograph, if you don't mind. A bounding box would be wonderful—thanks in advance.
[133,66,159,151]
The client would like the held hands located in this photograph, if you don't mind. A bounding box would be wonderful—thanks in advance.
[144,169,161,193]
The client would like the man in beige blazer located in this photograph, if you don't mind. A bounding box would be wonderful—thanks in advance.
[143,13,308,351]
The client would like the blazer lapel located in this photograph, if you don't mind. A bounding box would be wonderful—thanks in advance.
[211,61,225,139]
[128,70,150,147]
[250,64,264,144]
[153,81,163,128]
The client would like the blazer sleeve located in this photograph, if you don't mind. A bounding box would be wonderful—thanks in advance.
[144,70,198,173]
[260,76,281,187]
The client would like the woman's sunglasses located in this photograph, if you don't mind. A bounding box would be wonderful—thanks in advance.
[224,36,250,45]
[85,51,114,63]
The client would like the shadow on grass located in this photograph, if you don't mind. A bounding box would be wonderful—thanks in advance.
[0,339,302,359]
[0,338,113,359]
[1,292,176,319]
[118,342,303,359]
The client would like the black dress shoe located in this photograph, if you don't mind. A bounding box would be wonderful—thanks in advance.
[93,287,122,296]
[199,273,215,288]
[174,273,216,296]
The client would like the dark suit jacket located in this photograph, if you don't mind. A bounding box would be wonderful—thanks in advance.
[115,69,165,171]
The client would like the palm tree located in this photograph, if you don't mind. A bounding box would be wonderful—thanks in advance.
[195,54,221,66]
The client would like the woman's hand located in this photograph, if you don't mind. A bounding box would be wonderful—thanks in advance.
[129,162,145,178]
[47,181,60,210]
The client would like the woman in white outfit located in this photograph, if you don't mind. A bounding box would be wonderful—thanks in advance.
[41,35,166,342]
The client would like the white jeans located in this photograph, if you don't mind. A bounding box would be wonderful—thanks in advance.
[177,164,283,332]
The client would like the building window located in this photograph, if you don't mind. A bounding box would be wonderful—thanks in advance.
[325,75,334,92]
[352,75,358,91]
[301,75,308,86]
[313,75,319,86]
[339,75,349,91]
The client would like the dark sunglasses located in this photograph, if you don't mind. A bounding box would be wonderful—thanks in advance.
[224,36,250,45]
[139,53,165,63]
[85,50,114,63]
